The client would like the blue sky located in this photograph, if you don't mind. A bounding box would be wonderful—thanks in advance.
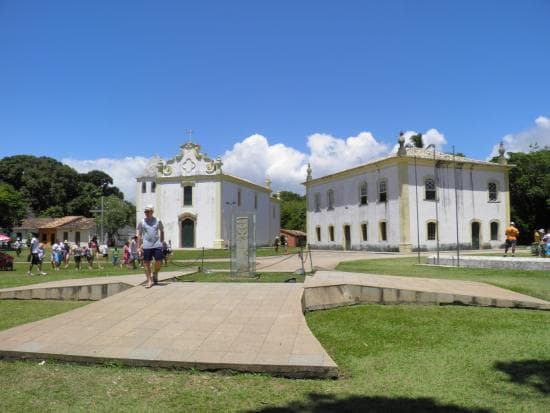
[1,0,549,200]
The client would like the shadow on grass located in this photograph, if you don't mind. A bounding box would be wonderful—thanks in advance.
[248,393,491,412]
[494,359,550,394]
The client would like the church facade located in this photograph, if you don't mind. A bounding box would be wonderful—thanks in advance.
[305,138,513,252]
[136,142,280,249]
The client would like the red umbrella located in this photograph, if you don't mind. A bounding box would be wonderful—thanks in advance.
[0,234,10,241]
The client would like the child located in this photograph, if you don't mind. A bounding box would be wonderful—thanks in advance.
[73,243,82,271]
[112,247,120,266]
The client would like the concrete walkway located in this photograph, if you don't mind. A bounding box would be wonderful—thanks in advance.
[0,281,337,378]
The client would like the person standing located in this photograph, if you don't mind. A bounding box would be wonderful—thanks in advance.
[28,233,47,276]
[504,222,520,257]
[130,236,138,269]
[137,205,164,288]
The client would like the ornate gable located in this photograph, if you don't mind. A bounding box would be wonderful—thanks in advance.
[142,142,223,178]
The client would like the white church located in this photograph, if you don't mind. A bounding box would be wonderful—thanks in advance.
[136,142,280,249]
[305,136,513,252]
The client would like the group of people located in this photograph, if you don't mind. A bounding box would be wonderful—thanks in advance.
[26,215,172,278]
[533,228,550,257]
[273,235,288,253]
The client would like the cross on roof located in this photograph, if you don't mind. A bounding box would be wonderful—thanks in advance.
[186,129,194,142]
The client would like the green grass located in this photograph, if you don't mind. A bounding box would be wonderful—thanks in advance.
[169,246,302,260]
[0,303,548,412]
[0,260,200,289]
[337,257,550,301]
[178,271,305,283]
[0,300,87,331]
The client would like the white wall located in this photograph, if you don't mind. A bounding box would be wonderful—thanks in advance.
[307,165,401,251]
[407,164,507,250]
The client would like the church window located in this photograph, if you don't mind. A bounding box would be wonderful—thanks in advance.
[378,180,387,202]
[141,182,146,193]
[183,186,193,206]
[254,193,258,210]
[328,225,335,242]
[314,193,321,211]
[359,182,368,205]
[427,222,437,240]
[75,232,80,244]
[327,189,335,210]
[425,178,436,200]
[316,226,321,242]
[151,182,156,193]
[488,181,498,202]
[237,190,242,207]
[361,222,368,241]
[490,221,499,240]
[379,221,387,241]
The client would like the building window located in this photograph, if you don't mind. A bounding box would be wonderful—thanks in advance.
[328,225,335,242]
[490,221,499,240]
[425,178,436,200]
[378,180,387,202]
[427,222,437,240]
[183,186,193,206]
[237,190,242,207]
[151,182,156,193]
[75,232,80,244]
[141,182,146,193]
[42,234,47,243]
[316,226,321,242]
[63,232,68,241]
[488,181,498,202]
[254,193,258,210]
[314,193,321,211]
[361,222,368,241]
[379,221,387,241]
[359,182,368,205]
[327,189,335,210]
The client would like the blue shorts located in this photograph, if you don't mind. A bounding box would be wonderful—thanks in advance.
[143,248,163,262]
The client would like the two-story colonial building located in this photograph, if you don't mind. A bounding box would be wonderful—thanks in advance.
[136,142,280,249]
[305,136,512,252]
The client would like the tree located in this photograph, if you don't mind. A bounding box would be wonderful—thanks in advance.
[96,195,135,241]
[492,149,550,244]
[0,183,28,232]
[40,206,65,218]
[80,170,124,199]
[279,191,306,231]
[410,133,424,148]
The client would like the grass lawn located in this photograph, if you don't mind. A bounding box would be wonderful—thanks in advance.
[168,247,302,260]
[0,259,199,289]
[0,302,548,412]
[337,257,550,302]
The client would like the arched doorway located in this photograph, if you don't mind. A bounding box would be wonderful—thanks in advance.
[181,219,195,248]
[471,221,480,250]
[343,225,351,250]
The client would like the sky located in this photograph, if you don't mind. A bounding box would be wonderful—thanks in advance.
[1,0,549,202]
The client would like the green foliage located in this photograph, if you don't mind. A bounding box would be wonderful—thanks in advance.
[40,205,65,218]
[410,133,424,148]
[0,183,28,231]
[0,155,126,218]
[491,149,550,243]
[279,191,306,231]
[98,195,136,240]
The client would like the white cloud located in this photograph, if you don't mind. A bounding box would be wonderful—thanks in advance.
[307,131,388,177]
[488,115,550,159]
[398,128,447,150]
[222,134,308,194]
[62,157,150,203]
[222,131,389,194]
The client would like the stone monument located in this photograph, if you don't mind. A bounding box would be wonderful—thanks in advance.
[230,213,256,277]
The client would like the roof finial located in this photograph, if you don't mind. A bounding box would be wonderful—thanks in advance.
[397,131,407,156]
[306,163,312,181]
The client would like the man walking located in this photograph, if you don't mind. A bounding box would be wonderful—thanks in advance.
[28,233,47,276]
[137,205,164,288]
[504,221,520,257]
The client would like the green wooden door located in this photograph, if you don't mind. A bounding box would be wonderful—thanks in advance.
[182,219,195,248]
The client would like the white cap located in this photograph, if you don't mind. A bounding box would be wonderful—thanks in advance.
[144,204,154,211]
